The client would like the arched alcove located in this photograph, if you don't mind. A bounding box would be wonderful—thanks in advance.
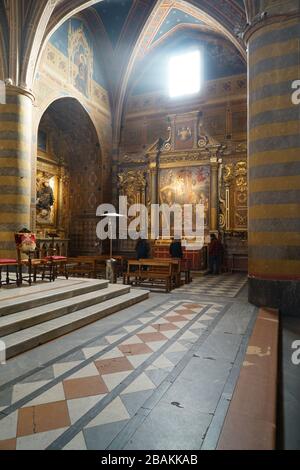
[36,97,103,256]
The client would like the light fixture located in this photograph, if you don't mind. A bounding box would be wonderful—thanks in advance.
[98,212,126,260]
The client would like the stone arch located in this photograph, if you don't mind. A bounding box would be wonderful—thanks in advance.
[113,0,247,145]
[34,91,104,152]
[33,96,104,255]
[0,0,8,80]
[21,0,99,90]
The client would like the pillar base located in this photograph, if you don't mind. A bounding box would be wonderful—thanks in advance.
[248,277,300,317]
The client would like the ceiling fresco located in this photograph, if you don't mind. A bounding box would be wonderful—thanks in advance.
[152,8,206,45]
[92,0,134,48]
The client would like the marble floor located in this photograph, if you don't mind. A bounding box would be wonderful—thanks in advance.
[0,274,257,450]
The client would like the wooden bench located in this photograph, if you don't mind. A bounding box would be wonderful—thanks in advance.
[124,260,173,293]
[75,256,107,278]
[76,255,126,278]
[67,258,96,278]
[152,258,182,288]
[152,258,192,285]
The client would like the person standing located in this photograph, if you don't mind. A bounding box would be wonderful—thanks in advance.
[208,234,222,275]
[135,239,150,260]
[169,239,183,259]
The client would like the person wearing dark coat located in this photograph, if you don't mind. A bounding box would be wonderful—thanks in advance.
[208,234,222,274]
[135,239,150,260]
[169,240,183,259]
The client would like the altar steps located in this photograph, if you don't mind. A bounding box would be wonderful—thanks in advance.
[0,279,149,359]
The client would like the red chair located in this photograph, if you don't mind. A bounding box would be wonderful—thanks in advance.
[0,259,21,287]
[15,232,53,285]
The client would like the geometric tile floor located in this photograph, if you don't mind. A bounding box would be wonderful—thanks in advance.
[174,273,247,297]
[0,279,256,450]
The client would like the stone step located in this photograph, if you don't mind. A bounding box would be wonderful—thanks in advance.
[2,289,149,360]
[0,279,109,317]
[0,284,131,337]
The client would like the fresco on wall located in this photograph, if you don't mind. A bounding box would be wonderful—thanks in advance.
[160,166,210,228]
[49,18,106,95]
[68,22,93,97]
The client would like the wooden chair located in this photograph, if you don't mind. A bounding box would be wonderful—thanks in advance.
[0,259,21,287]
[15,232,53,285]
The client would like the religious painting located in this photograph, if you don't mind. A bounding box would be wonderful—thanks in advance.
[159,166,210,230]
[68,22,93,98]
[175,120,194,150]
[36,172,57,226]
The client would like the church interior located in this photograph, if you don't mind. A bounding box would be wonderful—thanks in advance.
[0,0,299,452]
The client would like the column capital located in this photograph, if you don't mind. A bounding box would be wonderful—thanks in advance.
[4,83,35,102]
[243,11,300,44]
[210,157,219,167]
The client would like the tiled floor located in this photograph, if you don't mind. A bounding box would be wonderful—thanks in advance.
[174,273,247,297]
[0,274,256,450]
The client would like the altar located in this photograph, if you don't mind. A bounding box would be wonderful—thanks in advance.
[117,109,248,271]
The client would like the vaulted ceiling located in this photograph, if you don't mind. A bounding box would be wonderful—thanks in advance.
[89,0,247,51]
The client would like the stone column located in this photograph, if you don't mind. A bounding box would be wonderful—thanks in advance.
[245,14,300,316]
[0,85,34,258]
[210,159,219,233]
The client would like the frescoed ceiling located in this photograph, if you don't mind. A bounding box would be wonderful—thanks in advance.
[151,8,206,45]
[92,0,134,48]
[130,32,246,96]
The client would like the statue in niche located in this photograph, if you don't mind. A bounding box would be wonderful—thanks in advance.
[36,176,55,223]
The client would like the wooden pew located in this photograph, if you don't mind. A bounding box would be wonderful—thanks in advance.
[124,259,173,293]
[75,256,106,278]
[152,258,192,285]
[76,255,126,277]
[67,258,96,278]
[152,258,181,288]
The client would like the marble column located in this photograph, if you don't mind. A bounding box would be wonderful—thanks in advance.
[245,14,300,316]
[0,85,34,258]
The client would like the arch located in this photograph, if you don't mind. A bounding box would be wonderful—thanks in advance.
[33,93,104,204]
[34,96,103,255]
[33,91,104,152]
[20,0,57,88]
[0,0,8,80]
[128,26,246,98]
[22,0,102,90]
[113,0,247,145]
[0,33,6,81]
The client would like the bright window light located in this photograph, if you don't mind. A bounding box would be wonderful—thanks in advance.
[169,50,201,98]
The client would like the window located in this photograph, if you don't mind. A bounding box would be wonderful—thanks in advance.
[169,50,201,98]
